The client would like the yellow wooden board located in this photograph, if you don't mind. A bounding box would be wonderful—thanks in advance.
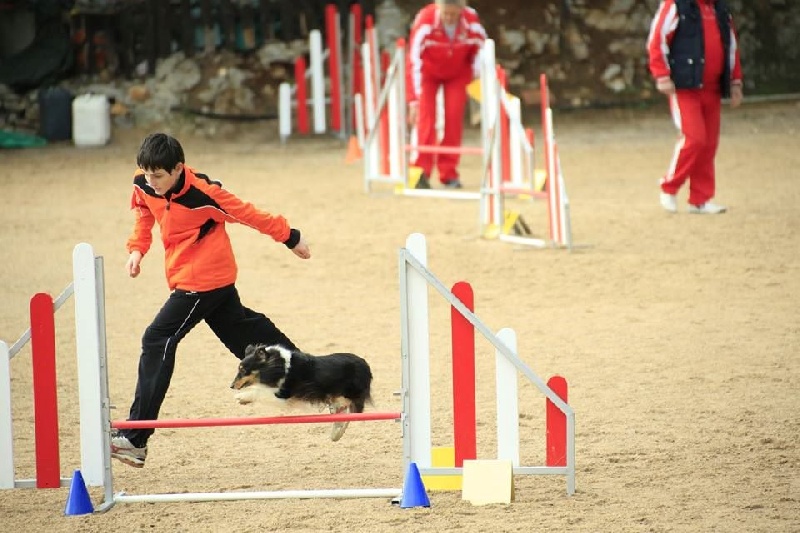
[421,446,462,491]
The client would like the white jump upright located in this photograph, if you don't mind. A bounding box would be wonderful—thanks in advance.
[0,340,12,488]
[72,244,112,489]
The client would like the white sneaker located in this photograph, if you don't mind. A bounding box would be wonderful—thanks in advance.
[110,432,147,468]
[688,202,727,214]
[659,192,677,213]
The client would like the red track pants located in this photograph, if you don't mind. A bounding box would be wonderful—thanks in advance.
[660,88,722,205]
[413,72,472,183]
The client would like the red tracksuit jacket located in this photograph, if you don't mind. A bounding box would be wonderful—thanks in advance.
[406,4,486,103]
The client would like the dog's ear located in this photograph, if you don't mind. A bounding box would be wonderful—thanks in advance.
[255,345,271,363]
[244,344,258,359]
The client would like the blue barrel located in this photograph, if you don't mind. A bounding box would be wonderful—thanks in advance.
[38,87,73,141]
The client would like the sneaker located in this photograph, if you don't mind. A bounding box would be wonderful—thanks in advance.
[414,173,431,189]
[442,179,463,189]
[659,192,677,213]
[110,431,147,468]
[329,403,351,442]
[688,202,727,214]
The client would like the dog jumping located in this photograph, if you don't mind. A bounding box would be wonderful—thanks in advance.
[230,343,373,441]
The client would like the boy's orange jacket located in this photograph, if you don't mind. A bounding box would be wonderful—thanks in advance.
[126,166,293,292]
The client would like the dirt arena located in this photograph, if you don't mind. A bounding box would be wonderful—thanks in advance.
[1,99,798,532]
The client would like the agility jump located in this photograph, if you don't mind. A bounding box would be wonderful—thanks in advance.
[357,33,572,248]
[1,239,575,512]
[1,244,109,493]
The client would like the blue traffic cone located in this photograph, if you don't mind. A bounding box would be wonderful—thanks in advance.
[400,462,430,508]
[64,469,94,516]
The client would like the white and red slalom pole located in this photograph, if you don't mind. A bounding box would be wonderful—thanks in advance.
[540,73,572,249]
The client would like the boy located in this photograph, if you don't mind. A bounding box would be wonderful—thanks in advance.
[111,133,311,468]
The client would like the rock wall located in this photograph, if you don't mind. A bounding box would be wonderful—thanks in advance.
[395,0,800,108]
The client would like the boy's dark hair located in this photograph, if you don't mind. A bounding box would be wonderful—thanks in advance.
[136,133,185,171]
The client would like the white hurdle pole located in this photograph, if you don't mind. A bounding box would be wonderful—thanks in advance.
[115,488,401,504]
[388,48,403,184]
[310,30,326,134]
[73,243,109,488]
[401,233,432,471]
[361,41,380,189]
[479,40,505,233]
[278,83,291,143]
[496,328,520,467]
[0,341,12,489]
[506,95,524,190]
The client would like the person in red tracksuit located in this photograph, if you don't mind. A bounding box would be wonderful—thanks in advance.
[647,0,743,214]
[406,0,486,189]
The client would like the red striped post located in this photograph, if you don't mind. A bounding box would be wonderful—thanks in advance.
[498,66,511,184]
[30,293,60,488]
[451,282,476,467]
[325,4,341,132]
[540,73,556,242]
[526,127,537,188]
[350,4,363,131]
[379,50,391,176]
[545,375,568,467]
[294,57,309,134]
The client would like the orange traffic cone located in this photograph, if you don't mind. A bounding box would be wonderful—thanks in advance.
[344,135,362,164]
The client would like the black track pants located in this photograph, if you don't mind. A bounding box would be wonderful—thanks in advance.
[122,284,297,447]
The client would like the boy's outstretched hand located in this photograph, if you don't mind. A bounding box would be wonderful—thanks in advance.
[292,237,311,259]
[126,250,143,277]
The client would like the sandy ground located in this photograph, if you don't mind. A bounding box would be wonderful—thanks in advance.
[0,99,798,532]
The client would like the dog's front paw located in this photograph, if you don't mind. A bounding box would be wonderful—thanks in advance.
[234,389,257,405]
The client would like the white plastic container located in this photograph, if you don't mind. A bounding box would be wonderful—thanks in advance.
[72,94,111,146]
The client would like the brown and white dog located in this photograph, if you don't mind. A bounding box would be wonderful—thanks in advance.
[230,343,373,441]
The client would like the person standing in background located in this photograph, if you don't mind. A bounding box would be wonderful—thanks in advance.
[406,0,486,190]
[647,0,743,214]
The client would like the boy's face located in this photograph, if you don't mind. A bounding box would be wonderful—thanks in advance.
[142,162,183,196]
